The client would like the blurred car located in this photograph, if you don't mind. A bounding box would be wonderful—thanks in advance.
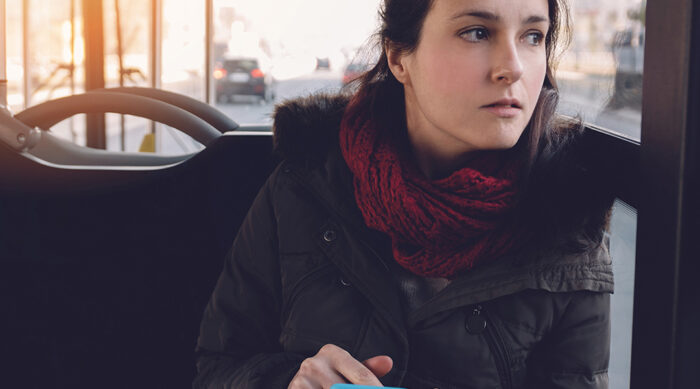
[342,62,371,85]
[609,27,645,110]
[315,57,330,70]
[214,57,274,103]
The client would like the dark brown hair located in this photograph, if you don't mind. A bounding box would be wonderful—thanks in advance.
[344,0,612,252]
[346,0,574,169]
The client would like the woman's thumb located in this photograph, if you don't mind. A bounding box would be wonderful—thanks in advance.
[362,355,393,378]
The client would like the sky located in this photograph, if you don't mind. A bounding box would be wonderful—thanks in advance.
[220,0,381,51]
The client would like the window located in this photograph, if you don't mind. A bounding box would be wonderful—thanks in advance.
[7,0,88,145]
[557,0,646,141]
[210,0,381,125]
[103,0,154,152]
[608,200,637,389]
[5,0,26,111]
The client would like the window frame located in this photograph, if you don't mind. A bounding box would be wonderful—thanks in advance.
[627,0,699,387]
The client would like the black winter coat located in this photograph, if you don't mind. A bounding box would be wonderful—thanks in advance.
[194,95,614,389]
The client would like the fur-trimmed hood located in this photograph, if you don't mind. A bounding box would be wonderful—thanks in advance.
[272,93,351,162]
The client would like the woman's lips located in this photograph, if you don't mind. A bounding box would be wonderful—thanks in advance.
[481,104,521,118]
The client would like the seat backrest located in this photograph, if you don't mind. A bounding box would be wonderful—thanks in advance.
[0,133,275,388]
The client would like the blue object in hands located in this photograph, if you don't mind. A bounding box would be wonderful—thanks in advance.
[330,385,407,389]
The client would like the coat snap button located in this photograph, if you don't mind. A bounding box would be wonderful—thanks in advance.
[340,277,351,286]
[465,306,487,334]
[322,230,337,242]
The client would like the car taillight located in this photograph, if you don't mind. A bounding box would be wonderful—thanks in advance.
[250,68,264,78]
[213,68,227,79]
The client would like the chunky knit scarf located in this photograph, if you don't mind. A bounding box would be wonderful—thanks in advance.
[339,107,520,279]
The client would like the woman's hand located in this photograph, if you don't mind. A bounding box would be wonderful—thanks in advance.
[288,344,393,389]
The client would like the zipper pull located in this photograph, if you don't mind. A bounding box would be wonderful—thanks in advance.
[465,305,487,334]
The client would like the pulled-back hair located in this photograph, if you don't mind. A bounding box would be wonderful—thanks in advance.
[344,0,612,253]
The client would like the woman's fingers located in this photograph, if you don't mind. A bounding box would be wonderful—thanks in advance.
[362,355,393,378]
[319,372,348,389]
[291,355,346,389]
[290,363,347,389]
[288,344,390,389]
[321,345,384,386]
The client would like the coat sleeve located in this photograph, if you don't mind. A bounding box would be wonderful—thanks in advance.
[193,170,304,388]
[526,291,612,389]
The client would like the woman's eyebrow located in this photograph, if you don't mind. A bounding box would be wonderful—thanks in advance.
[524,15,550,24]
[451,10,549,25]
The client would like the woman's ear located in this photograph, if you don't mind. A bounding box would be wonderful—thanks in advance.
[386,43,410,85]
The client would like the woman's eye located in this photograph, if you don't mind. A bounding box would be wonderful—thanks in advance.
[460,28,489,42]
[524,31,544,46]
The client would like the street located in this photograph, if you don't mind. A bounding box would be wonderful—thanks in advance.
[212,69,344,126]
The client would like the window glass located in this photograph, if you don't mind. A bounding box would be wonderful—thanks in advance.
[147,0,207,155]
[161,0,205,100]
[557,0,646,141]
[211,0,381,125]
[103,0,150,90]
[103,0,153,152]
[25,0,85,105]
[6,0,25,112]
[608,199,637,389]
[17,0,87,145]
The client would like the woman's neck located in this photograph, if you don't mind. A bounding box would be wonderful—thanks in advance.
[406,127,479,180]
[403,96,477,180]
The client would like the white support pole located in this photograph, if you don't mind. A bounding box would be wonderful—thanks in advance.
[205,0,213,104]
[0,0,8,110]
[0,0,5,81]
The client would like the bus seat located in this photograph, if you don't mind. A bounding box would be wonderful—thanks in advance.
[0,131,275,388]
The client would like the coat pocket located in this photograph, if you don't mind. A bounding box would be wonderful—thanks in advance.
[278,254,370,354]
[280,259,335,321]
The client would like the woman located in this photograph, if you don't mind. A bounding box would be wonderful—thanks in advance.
[195,0,614,388]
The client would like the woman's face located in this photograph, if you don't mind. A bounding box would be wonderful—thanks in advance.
[389,0,550,176]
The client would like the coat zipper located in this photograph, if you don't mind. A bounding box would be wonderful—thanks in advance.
[473,305,513,389]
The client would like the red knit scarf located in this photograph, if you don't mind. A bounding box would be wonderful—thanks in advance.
[339,107,520,279]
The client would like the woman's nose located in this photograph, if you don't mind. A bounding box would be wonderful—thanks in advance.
[490,43,524,84]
